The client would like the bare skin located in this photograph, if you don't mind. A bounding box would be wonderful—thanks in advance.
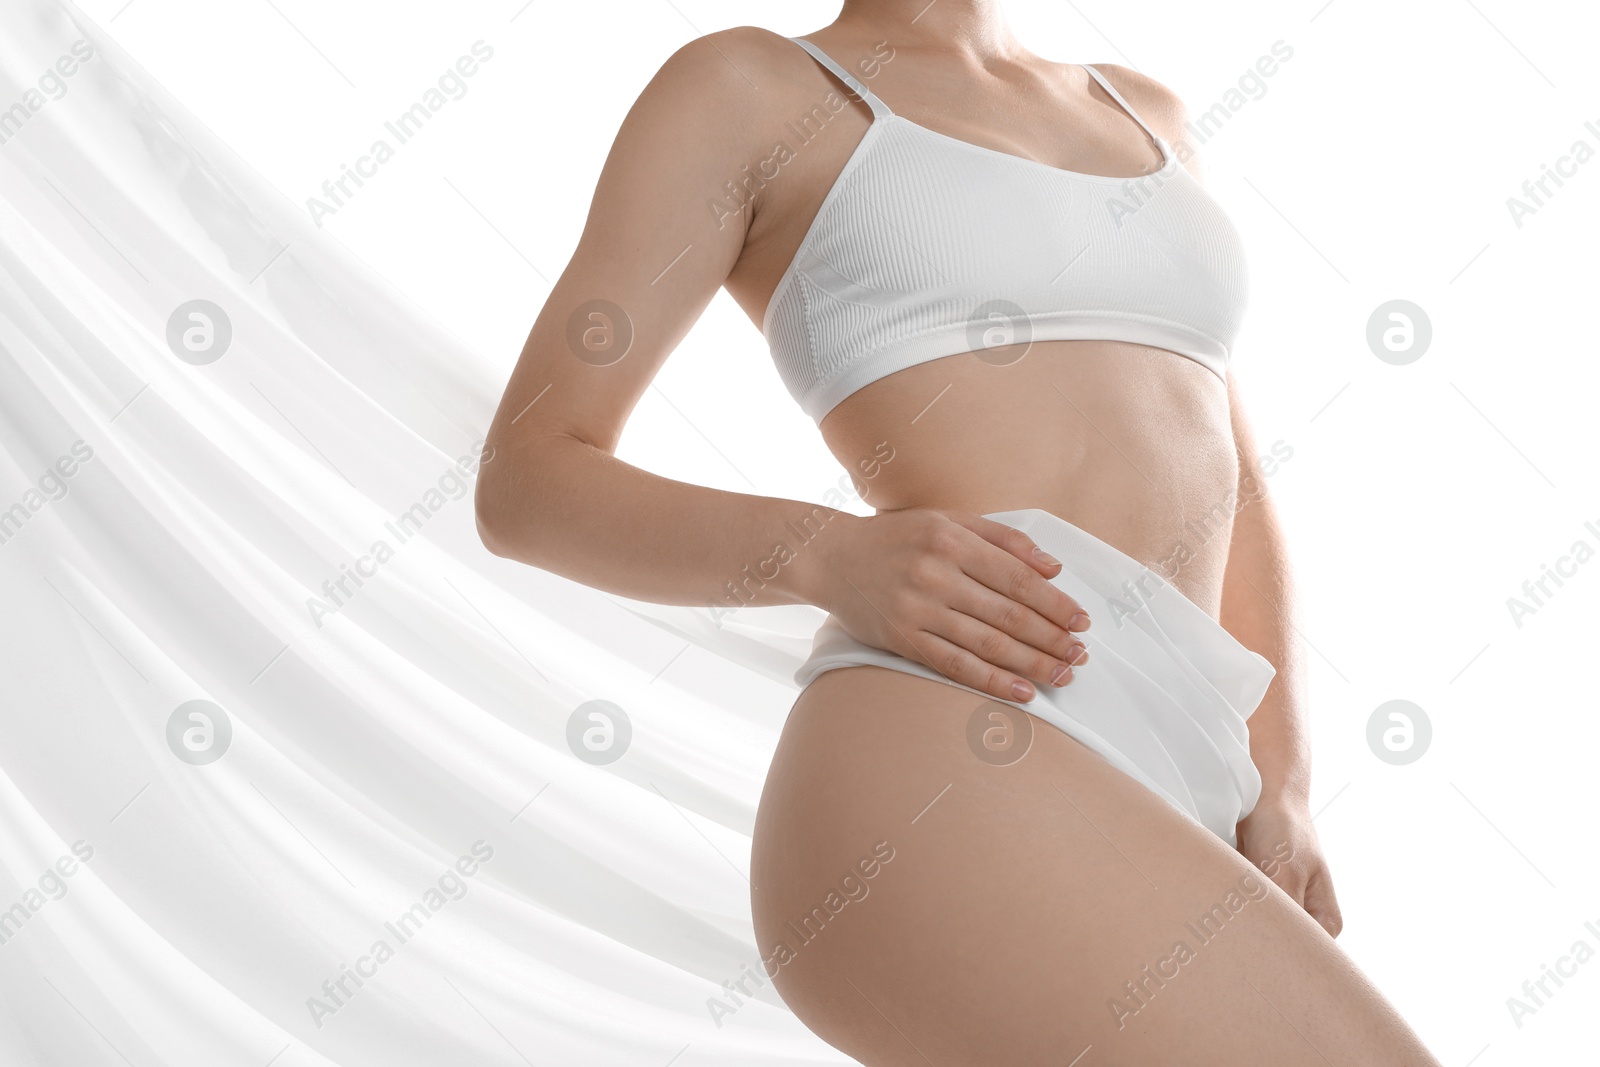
[475,1,1441,1061]
[752,667,1438,1066]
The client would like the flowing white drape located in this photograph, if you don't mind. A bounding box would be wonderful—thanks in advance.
[0,2,847,1062]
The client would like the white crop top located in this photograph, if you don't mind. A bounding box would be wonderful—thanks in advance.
[763,37,1251,423]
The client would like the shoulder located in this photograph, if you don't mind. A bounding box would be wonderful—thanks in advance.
[640,26,821,135]
[1083,62,1189,145]
[610,28,808,164]
[654,26,811,99]
[661,24,795,65]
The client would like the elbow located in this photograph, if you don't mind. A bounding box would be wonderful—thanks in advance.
[473,501,505,559]
[473,473,522,561]
[474,508,509,559]
[473,429,579,563]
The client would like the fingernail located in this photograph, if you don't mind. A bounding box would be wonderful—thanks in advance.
[1068,645,1089,666]
[1011,679,1035,702]
[1069,613,1091,631]
[1049,663,1072,686]
[1032,547,1061,567]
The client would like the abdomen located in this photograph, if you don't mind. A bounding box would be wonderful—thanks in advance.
[819,338,1240,616]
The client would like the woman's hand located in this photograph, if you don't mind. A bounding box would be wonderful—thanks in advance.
[1236,796,1343,937]
[809,508,1092,703]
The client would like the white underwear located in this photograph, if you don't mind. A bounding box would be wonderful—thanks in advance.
[793,508,1274,846]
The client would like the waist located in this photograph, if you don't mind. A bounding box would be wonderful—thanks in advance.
[904,492,1235,620]
[822,340,1243,614]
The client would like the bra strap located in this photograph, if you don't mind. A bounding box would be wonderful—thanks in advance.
[1081,64,1166,148]
[788,37,894,120]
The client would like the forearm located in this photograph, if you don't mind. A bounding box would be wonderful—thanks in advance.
[475,433,857,611]
[1220,477,1312,811]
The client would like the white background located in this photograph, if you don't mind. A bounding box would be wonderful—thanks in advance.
[89,0,1600,1060]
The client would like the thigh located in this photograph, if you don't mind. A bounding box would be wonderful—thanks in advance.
[750,665,1439,1067]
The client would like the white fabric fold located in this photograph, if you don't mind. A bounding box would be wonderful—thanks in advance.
[0,3,854,1062]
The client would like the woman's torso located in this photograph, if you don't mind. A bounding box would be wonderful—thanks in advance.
[723,32,1243,617]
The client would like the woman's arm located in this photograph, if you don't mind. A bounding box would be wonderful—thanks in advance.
[1221,373,1343,936]
[1220,372,1310,807]
[475,28,858,610]
[475,28,1090,698]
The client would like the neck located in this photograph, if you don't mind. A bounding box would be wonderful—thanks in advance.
[832,0,1020,57]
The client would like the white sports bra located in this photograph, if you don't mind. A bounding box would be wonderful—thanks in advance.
[764,36,1251,424]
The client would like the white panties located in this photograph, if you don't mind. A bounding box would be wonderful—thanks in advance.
[793,508,1274,846]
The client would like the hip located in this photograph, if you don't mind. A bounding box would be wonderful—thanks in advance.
[788,507,1275,844]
